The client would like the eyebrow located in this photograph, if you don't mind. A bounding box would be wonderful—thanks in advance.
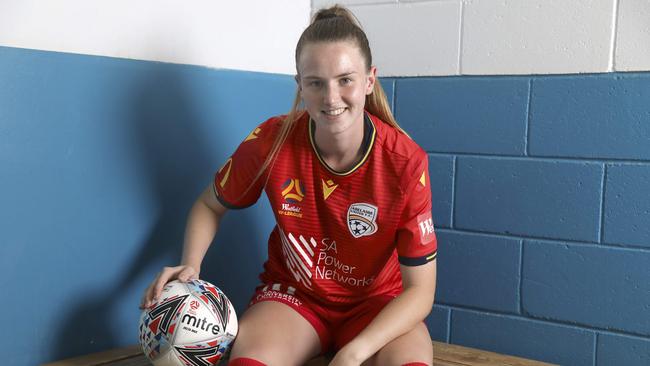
[302,71,357,80]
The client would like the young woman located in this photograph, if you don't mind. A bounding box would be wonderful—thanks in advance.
[141,5,437,366]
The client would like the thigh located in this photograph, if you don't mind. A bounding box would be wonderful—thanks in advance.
[365,322,433,366]
[229,301,322,366]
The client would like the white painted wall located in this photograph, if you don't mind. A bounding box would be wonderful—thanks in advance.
[313,0,650,76]
[1,0,647,76]
[0,0,310,75]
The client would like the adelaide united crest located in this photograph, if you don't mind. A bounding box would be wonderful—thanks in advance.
[347,203,378,238]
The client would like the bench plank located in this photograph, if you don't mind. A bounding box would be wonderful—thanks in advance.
[43,342,557,366]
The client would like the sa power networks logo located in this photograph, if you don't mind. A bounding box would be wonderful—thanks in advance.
[279,178,305,218]
[347,203,378,238]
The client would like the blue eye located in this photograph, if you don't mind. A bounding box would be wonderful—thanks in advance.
[308,80,322,87]
[341,78,352,85]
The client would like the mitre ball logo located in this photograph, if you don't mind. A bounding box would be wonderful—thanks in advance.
[138,279,238,366]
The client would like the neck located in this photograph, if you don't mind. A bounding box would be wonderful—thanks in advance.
[313,116,365,172]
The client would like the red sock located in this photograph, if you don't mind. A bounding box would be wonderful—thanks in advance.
[402,363,428,366]
[228,357,267,366]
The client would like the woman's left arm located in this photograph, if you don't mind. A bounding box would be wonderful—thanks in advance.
[330,259,437,365]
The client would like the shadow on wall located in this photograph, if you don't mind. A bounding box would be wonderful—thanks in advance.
[51,65,266,359]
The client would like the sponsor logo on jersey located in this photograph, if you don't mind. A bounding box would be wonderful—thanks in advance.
[322,179,338,200]
[347,203,379,238]
[420,170,426,187]
[279,178,305,218]
[279,230,376,289]
[244,127,262,142]
[417,212,436,245]
[278,228,317,289]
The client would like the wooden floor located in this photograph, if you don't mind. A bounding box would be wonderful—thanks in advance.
[44,342,556,366]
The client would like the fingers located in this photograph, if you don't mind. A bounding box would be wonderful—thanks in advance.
[140,267,175,309]
[177,266,197,282]
[139,266,199,309]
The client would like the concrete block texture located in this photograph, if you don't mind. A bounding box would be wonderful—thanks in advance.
[436,231,521,313]
[451,309,595,366]
[615,0,650,71]
[603,164,650,248]
[428,155,454,228]
[454,157,603,242]
[462,0,615,75]
[348,2,461,76]
[522,240,650,336]
[529,74,650,160]
[427,305,451,342]
[597,333,650,366]
[395,77,529,155]
[313,0,396,7]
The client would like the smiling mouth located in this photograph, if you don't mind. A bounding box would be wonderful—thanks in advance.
[323,108,346,116]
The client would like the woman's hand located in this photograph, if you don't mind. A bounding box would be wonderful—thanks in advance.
[328,342,366,366]
[139,265,199,309]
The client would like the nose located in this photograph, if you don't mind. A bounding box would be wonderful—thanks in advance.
[323,82,341,106]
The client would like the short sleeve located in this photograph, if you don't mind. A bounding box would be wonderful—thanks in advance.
[396,152,438,266]
[213,117,280,209]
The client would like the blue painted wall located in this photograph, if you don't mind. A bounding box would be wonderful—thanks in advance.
[2,46,650,365]
[0,46,296,365]
[396,73,650,365]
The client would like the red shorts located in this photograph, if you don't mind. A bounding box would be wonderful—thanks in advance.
[248,283,396,353]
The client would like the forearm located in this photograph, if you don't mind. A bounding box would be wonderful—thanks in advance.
[346,286,434,362]
[180,194,223,273]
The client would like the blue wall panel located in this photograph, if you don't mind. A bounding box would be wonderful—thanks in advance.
[436,231,521,313]
[451,310,595,366]
[395,77,529,155]
[529,74,650,160]
[426,305,451,342]
[522,241,650,336]
[597,333,650,366]
[0,46,294,365]
[455,157,603,241]
[603,164,650,248]
[428,155,454,228]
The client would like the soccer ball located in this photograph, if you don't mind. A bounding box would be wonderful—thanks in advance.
[138,279,238,366]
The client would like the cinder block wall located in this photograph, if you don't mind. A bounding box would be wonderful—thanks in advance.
[312,1,650,365]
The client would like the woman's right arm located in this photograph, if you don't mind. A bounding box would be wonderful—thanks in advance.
[140,184,228,308]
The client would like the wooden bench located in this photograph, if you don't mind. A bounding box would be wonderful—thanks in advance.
[43,342,557,366]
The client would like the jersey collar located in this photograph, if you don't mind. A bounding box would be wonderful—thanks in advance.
[308,112,376,176]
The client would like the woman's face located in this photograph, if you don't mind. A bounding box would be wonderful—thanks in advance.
[297,41,376,136]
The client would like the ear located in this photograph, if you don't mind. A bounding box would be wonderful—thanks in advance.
[366,66,377,95]
[295,74,302,91]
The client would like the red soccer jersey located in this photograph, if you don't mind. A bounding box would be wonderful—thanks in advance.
[214,111,437,306]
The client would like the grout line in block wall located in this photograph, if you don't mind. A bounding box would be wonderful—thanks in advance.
[447,308,453,342]
[441,304,650,340]
[524,79,533,156]
[593,333,599,366]
[392,79,397,115]
[518,239,524,316]
[435,227,650,253]
[609,0,620,72]
[451,156,458,228]
[598,164,608,244]
[425,151,650,165]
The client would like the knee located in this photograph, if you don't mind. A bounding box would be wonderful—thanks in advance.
[372,349,431,366]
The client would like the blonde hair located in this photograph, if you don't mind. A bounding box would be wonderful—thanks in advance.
[243,5,407,196]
